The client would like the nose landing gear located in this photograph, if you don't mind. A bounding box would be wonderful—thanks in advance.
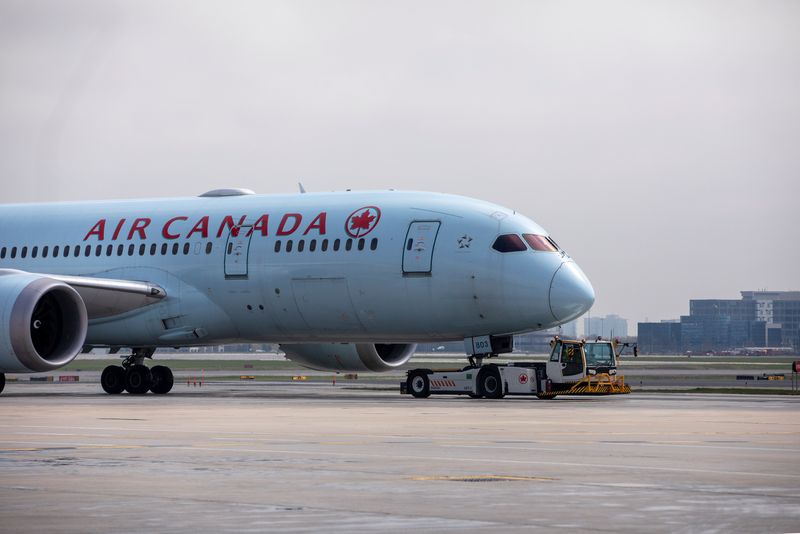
[101,348,174,395]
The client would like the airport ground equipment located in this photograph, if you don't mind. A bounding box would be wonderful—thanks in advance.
[402,337,631,399]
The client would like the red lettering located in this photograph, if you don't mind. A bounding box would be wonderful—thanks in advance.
[246,214,269,237]
[83,219,106,241]
[127,218,151,240]
[111,219,126,241]
[303,212,327,235]
[186,216,209,239]
[216,215,247,238]
[277,213,302,236]
[163,216,188,239]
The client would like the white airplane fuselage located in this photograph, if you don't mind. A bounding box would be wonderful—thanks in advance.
[0,190,594,378]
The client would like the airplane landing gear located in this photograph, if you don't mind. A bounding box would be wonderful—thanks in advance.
[101,348,174,395]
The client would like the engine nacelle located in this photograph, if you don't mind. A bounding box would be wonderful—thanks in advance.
[280,342,417,372]
[0,270,88,373]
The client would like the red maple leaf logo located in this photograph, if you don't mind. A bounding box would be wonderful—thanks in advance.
[350,210,376,232]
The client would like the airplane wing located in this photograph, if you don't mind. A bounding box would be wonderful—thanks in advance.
[37,273,167,319]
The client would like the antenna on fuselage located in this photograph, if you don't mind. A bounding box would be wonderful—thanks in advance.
[298,182,307,194]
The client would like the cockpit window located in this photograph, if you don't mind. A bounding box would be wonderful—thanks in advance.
[492,234,527,253]
[523,234,559,252]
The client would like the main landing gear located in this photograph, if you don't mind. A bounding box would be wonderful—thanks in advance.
[101,348,174,395]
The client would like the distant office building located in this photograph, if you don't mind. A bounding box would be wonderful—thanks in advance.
[638,291,800,353]
[584,314,628,339]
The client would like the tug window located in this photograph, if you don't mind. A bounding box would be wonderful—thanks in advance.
[523,234,558,252]
[492,234,527,253]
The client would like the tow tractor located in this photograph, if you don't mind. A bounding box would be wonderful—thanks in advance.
[401,337,633,399]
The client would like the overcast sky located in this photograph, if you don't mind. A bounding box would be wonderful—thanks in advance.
[1,1,798,331]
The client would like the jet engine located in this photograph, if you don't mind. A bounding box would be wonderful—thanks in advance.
[279,342,417,372]
[0,270,88,373]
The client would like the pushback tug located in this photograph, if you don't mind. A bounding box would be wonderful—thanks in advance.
[402,337,633,399]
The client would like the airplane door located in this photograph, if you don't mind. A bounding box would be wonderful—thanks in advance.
[224,225,253,278]
[403,221,441,274]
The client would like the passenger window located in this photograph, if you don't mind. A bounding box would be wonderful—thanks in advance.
[117,244,124,256]
[298,240,305,252]
[11,246,17,258]
[106,245,113,256]
[172,243,179,255]
[150,243,157,255]
[309,240,317,252]
[357,238,365,251]
[32,246,38,258]
[321,239,329,252]
[42,246,48,258]
[523,234,558,252]
[161,243,168,255]
[492,234,527,253]
[128,244,135,256]
[183,243,190,255]
[370,238,378,251]
[84,245,91,256]
[53,245,59,257]
[1,247,6,259]
[333,239,340,251]
[96,245,102,256]
[21,246,27,258]
[74,246,81,257]
[227,242,233,255]
[274,240,281,253]
[138,244,145,256]
[286,240,293,252]
[406,238,413,251]
[205,242,213,254]
[63,246,70,257]
[345,239,353,251]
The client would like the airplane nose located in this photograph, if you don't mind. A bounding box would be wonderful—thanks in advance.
[549,261,595,322]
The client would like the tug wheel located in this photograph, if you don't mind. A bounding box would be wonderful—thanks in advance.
[407,371,431,398]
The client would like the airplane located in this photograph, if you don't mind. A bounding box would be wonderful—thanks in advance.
[0,188,594,395]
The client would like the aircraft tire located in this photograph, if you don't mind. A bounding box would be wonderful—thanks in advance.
[125,365,152,395]
[0,373,5,395]
[150,365,174,394]
[101,365,126,394]
[478,366,504,399]
[407,371,430,398]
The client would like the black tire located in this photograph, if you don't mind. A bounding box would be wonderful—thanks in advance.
[407,371,431,398]
[101,365,126,394]
[536,394,557,400]
[150,365,174,394]
[468,392,483,399]
[125,364,152,395]
[0,373,5,395]
[478,366,504,399]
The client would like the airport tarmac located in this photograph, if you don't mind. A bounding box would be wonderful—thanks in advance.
[1,382,799,533]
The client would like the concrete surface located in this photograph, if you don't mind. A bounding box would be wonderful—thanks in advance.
[1,382,799,533]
